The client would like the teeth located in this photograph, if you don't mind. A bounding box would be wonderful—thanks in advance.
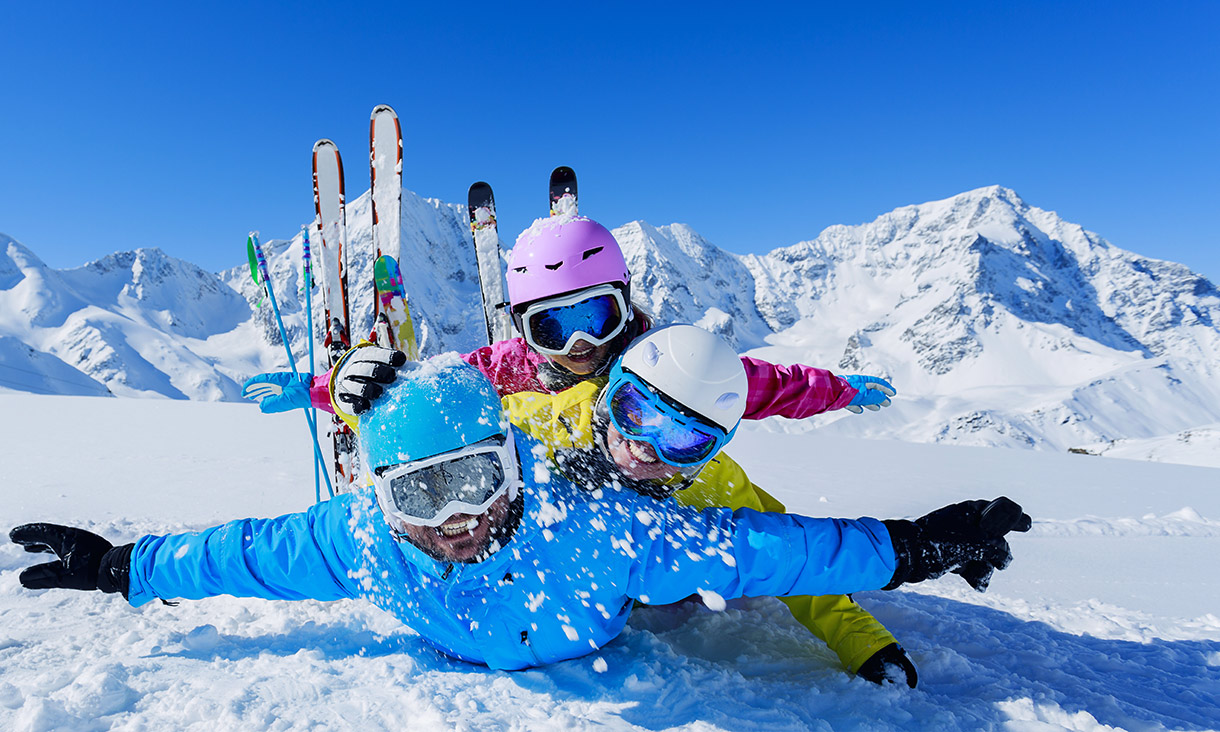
[438,517,479,536]
[626,440,658,464]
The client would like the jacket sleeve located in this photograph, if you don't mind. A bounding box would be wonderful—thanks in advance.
[624,501,896,605]
[126,495,364,607]
[740,356,857,420]
[311,372,335,413]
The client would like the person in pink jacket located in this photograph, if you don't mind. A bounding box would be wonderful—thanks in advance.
[281,215,896,421]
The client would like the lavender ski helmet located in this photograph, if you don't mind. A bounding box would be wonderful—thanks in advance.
[505,215,630,309]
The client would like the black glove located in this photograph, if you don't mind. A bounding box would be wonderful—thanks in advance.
[332,346,407,416]
[10,523,133,597]
[883,496,1032,592]
[856,642,918,688]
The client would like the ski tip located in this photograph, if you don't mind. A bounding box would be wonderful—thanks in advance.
[313,139,337,152]
[468,181,495,207]
[549,166,578,215]
[371,104,398,119]
[247,230,260,243]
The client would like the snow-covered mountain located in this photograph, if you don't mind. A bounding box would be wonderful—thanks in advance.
[3,185,1218,463]
[733,187,1220,457]
[0,235,255,399]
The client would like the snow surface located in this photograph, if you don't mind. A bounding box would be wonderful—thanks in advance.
[1,394,1217,731]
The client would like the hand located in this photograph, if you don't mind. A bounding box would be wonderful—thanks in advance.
[841,375,896,414]
[856,643,918,688]
[332,346,407,416]
[242,372,313,414]
[883,497,1032,592]
[10,523,132,596]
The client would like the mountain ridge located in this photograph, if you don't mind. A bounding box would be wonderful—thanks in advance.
[2,185,1218,464]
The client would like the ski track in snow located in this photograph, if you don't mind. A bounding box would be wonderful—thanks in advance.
[0,395,1218,731]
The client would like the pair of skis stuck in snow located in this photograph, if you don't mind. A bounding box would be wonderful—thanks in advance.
[305,105,418,495]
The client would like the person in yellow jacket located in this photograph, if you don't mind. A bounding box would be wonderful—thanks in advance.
[329,326,918,686]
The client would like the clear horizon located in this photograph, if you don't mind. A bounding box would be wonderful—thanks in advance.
[3,2,1218,283]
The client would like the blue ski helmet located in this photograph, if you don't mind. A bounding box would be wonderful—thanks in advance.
[359,357,506,470]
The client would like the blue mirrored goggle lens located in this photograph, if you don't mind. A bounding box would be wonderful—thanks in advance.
[609,382,719,465]
[528,294,623,352]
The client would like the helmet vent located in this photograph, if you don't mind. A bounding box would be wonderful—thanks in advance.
[581,246,604,260]
[642,342,661,366]
[715,392,740,410]
[544,261,564,271]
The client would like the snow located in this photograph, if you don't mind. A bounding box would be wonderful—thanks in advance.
[1,393,1217,731]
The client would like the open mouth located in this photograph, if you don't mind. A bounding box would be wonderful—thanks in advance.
[626,439,659,464]
[436,516,480,537]
[566,344,596,362]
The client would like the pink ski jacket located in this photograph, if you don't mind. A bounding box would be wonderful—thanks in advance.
[313,336,856,421]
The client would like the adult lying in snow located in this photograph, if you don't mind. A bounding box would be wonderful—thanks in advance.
[11,358,1029,671]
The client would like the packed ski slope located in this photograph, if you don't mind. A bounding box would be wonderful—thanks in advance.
[1,393,1217,731]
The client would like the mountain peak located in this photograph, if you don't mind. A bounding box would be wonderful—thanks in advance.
[1,234,50,281]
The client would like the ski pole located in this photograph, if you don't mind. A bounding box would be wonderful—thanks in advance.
[301,225,332,501]
[247,232,334,500]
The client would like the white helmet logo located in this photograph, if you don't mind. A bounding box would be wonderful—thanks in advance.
[715,392,740,411]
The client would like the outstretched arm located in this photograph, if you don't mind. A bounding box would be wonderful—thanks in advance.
[740,356,857,420]
[626,496,1030,603]
[127,496,364,606]
[12,495,366,608]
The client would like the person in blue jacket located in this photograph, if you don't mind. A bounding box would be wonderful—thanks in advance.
[9,357,1029,671]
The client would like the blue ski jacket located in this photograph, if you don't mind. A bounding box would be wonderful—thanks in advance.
[127,428,897,670]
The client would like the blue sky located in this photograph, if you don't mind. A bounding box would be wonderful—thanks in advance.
[3,2,1218,282]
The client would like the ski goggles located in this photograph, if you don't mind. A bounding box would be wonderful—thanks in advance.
[518,284,630,356]
[604,371,732,467]
[372,435,521,528]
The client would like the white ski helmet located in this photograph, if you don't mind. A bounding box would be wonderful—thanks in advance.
[614,325,748,432]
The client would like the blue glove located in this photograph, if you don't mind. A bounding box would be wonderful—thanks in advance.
[841,375,896,414]
[242,372,313,414]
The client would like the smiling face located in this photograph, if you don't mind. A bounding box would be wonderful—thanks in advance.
[546,338,615,376]
[604,420,682,482]
[401,494,513,563]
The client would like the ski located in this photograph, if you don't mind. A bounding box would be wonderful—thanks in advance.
[373,255,419,359]
[311,139,358,493]
[549,165,578,216]
[370,105,403,268]
[312,140,352,367]
[370,104,418,357]
[468,182,513,345]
